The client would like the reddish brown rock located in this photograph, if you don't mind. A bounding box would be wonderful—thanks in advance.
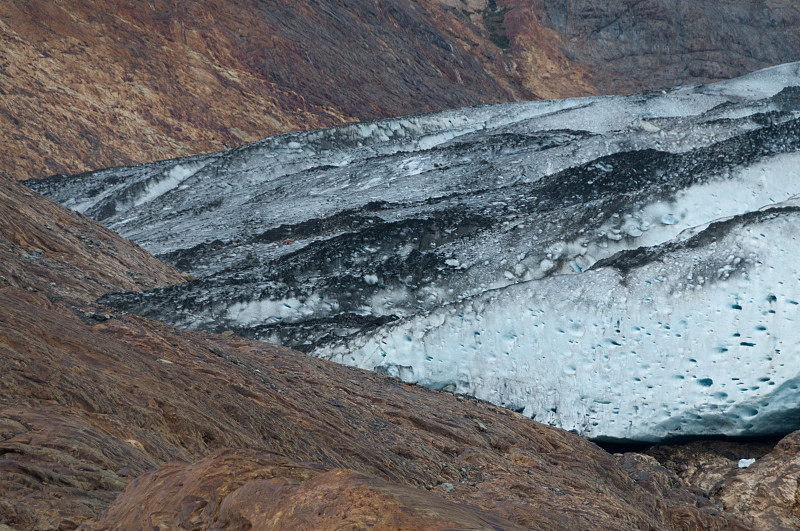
[644,433,800,530]
[648,432,800,531]
[715,431,800,530]
[0,0,536,181]
[0,172,182,302]
[95,449,526,530]
[647,439,776,497]
[7,1,799,183]
[616,453,749,531]
[507,0,800,95]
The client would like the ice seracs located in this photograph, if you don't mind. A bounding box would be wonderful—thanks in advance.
[29,62,800,442]
[319,205,800,441]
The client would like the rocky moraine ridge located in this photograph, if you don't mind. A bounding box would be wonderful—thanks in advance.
[31,62,800,443]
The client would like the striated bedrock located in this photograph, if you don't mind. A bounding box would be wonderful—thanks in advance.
[31,63,800,442]
[0,173,183,303]
[93,450,527,530]
[646,431,800,530]
[0,0,565,181]
[506,0,800,95]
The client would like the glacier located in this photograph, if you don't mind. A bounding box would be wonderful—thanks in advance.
[29,62,800,441]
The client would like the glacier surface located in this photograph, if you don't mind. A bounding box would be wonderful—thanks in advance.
[30,62,800,441]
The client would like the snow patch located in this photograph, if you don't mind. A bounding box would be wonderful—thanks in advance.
[225,295,336,325]
[135,162,207,207]
[738,458,756,468]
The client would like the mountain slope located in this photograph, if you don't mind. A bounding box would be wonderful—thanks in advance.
[5,0,800,181]
[0,173,182,302]
[0,0,549,181]
[0,174,749,529]
[515,0,800,95]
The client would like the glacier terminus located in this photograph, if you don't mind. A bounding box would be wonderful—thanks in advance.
[31,62,800,442]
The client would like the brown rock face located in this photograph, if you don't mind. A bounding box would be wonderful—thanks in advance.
[6,1,799,182]
[0,0,535,181]
[0,173,182,302]
[649,433,800,530]
[647,439,777,498]
[716,431,800,530]
[96,449,526,530]
[513,0,800,94]
[0,180,751,529]
[616,452,749,531]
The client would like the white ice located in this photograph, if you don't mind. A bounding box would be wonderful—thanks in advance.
[318,209,800,441]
